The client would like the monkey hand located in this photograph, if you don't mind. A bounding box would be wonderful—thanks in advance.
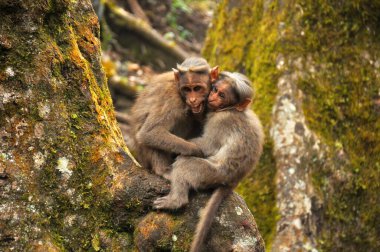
[192,147,204,158]
[182,143,204,157]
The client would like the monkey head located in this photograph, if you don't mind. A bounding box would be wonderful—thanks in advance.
[208,72,253,112]
[173,57,219,114]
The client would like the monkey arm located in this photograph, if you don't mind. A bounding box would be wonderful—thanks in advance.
[189,137,203,145]
[189,133,225,158]
[189,137,212,156]
[136,116,203,157]
[138,128,202,156]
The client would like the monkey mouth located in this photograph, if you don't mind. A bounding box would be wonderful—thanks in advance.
[191,103,203,114]
[207,100,218,110]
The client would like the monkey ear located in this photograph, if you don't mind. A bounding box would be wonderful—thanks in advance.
[210,66,219,82]
[173,68,180,83]
[235,98,251,112]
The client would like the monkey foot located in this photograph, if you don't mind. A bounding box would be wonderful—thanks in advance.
[153,195,188,210]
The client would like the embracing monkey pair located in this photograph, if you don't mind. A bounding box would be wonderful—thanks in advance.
[129,57,264,252]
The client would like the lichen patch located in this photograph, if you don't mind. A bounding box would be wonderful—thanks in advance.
[56,157,72,178]
[235,206,243,216]
[5,67,15,77]
[232,235,258,251]
[33,152,45,169]
[38,102,51,119]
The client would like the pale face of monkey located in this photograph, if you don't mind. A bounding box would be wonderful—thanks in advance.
[208,81,236,111]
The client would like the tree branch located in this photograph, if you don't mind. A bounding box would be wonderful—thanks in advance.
[105,0,190,61]
[127,0,150,25]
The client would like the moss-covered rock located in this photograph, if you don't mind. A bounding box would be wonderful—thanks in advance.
[134,192,265,252]
[292,1,380,251]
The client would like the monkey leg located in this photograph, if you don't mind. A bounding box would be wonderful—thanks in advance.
[153,157,225,210]
[173,157,227,189]
[150,149,173,177]
[153,171,190,209]
[137,146,173,177]
[135,145,153,170]
[153,158,193,209]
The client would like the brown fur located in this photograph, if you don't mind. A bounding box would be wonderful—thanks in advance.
[153,73,264,251]
[129,58,217,177]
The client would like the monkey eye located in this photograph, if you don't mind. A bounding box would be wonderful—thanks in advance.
[182,87,191,93]
[193,69,208,75]
[219,92,225,99]
[194,86,202,92]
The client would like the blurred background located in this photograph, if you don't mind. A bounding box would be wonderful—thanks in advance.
[92,1,380,251]
[93,0,216,114]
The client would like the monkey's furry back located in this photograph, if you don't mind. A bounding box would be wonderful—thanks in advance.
[202,109,264,184]
[130,73,186,130]
[190,108,264,251]
[129,72,191,148]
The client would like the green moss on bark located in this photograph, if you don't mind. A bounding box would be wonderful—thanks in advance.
[0,0,132,250]
[289,1,380,251]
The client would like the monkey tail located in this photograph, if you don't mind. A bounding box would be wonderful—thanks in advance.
[190,187,231,252]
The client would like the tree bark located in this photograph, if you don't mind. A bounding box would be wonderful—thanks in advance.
[204,0,380,251]
[0,0,264,251]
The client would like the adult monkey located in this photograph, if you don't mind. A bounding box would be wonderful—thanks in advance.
[129,57,219,177]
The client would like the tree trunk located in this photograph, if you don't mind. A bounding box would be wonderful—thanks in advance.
[204,0,380,251]
[0,0,264,251]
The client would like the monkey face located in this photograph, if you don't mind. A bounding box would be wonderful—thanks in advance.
[208,81,236,111]
[178,72,211,114]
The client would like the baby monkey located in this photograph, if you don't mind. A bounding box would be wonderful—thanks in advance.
[153,72,264,252]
